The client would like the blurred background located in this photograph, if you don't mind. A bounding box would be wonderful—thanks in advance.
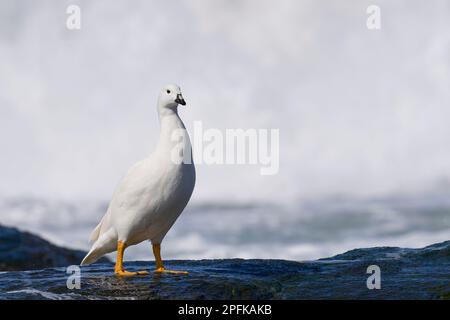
[0,0,449,261]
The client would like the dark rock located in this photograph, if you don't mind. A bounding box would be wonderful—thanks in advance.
[0,239,449,299]
[0,224,109,271]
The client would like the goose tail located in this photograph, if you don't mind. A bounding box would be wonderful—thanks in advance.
[80,228,117,266]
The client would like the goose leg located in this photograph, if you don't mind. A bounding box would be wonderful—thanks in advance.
[114,241,149,276]
[152,243,188,274]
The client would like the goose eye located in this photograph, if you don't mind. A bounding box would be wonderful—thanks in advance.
[166,90,171,94]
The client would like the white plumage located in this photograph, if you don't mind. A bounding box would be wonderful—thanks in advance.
[81,84,195,269]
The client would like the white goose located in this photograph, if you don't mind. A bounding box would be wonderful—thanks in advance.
[80,84,195,275]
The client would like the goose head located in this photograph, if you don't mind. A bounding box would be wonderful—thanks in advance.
[157,84,186,112]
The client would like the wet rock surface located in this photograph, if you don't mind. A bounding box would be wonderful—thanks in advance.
[0,238,449,299]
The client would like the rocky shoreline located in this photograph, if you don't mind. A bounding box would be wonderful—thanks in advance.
[0,224,109,271]
[0,224,449,299]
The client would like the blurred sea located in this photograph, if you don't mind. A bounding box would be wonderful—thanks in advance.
[1,192,449,262]
[1,1,450,264]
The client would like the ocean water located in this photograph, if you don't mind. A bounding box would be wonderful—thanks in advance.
[1,193,449,262]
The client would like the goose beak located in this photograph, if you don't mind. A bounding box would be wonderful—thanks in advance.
[175,94,186,106]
